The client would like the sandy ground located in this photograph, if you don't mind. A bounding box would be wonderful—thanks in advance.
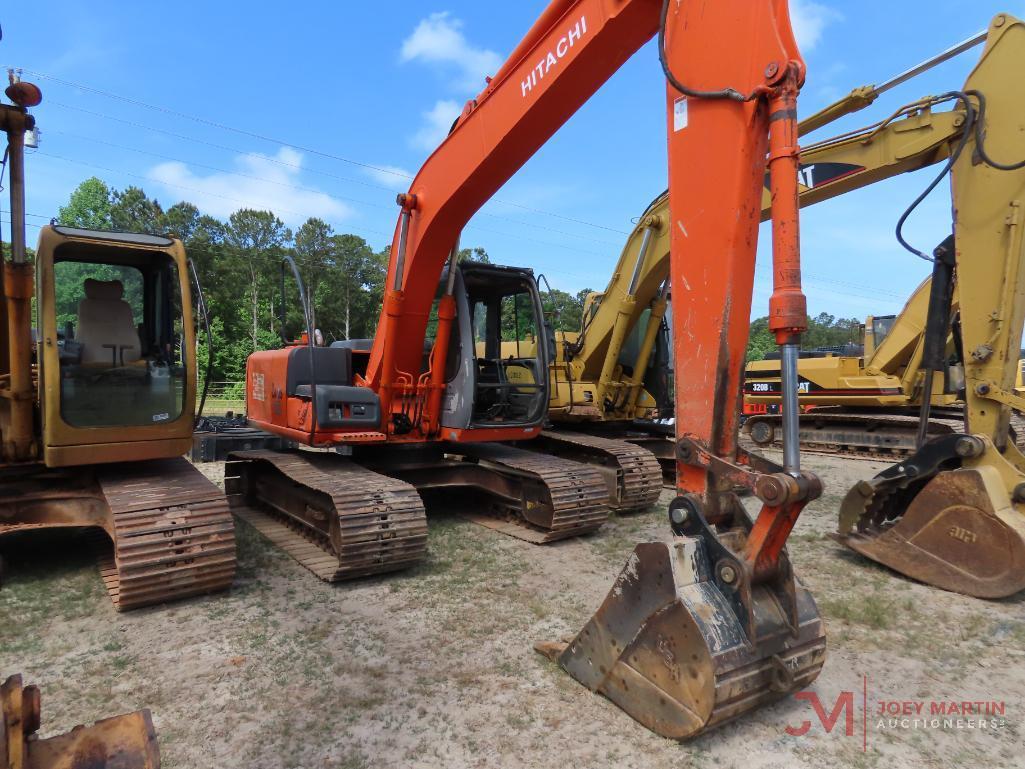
[2,449,1024,769]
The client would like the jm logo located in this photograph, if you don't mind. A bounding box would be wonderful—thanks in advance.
[786,691,856,738]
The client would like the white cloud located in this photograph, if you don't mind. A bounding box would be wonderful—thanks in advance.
[363,164,414,189]
[411,99,463,151]
[148,147,352,224]
[789,0,842,52]
[400,12,502,91]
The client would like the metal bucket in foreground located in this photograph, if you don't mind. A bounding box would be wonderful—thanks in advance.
[537,537,825,739]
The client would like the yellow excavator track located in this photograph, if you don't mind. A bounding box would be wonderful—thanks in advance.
[94,458,236,611]
[0,459,235,611]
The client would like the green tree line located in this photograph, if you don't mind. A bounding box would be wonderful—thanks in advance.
[746,312,864,361]
[38,177,869,378]
[54,178,593,383]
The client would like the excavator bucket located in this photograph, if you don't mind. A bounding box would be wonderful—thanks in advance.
[837,435,1025,598]
[537,537,825,739]
[1,675,160,769]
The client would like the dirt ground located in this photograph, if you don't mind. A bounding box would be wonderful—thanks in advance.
[2,448,1024,769]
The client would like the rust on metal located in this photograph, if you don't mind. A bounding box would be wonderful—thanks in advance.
[530,430,662,512]
[837,468,1025,598]
[1,674,160,769]
[95,458,236,610]
[2,262,35,463]
[226,450,428,581]
[538,539,825,740]
[0,459,235,611]
[435,442,609,542]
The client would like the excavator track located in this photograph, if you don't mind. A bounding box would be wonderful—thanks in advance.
[744,410,964,459]
[94,458,236,611]
[525,430,662,513]
[226,450,428,581]
[1010,409,1025,449]
[450,443,609,543]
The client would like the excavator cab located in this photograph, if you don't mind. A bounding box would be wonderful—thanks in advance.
[448,262,549,430]
[260,260,550,441]
[863,314,896,359]
[34,226,197,467]
[0,224,235,612]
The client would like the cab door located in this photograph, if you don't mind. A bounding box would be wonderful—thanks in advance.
[36,226,197,467]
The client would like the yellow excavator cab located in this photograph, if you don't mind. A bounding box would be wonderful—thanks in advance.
[33,226,198,467]
[0,227,235,611]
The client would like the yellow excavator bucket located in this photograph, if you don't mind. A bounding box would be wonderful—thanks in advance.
[1,675,160,769]
[538,526,825,739]
[837,435,1025,598]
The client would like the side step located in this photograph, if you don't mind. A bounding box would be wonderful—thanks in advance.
[522,431,662,513]
[95,458,236,611]
[226,450,428,581]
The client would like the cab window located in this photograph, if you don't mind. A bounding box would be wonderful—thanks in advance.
[53,252,186,428]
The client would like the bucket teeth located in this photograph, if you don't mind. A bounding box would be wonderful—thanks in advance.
[541,539,825,740]
[837,468,1025,598]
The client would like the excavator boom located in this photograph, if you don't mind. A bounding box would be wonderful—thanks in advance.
[241,0,824,739]
[836,12,1025,598]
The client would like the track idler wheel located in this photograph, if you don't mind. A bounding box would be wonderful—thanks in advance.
[746,419,776,447]
[536,537,825,739]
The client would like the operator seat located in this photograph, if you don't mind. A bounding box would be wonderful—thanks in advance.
[76,278,142,366]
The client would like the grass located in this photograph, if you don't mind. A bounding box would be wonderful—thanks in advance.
[4,460,1022,769]
[0,529,109,657]
[820,592,908,630]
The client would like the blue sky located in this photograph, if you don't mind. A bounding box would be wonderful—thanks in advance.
[3,1,1023,321]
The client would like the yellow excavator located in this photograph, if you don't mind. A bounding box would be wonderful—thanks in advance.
[1,674,159,769]
[0,74,235,610]
[517,19,1010,489]
[743,276,966,456]
[837,12,1025,598]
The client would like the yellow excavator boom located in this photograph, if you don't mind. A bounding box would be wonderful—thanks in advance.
[549,94,971,424]
[836,12,1025,598]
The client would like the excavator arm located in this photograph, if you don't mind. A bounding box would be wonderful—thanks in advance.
[555,92,971,422]
[350,0,828,741]
[366,0,810,458]
[836,13,1025,598]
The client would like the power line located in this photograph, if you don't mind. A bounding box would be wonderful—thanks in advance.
[20,68,632,235]
[46,122,625,248]
[32,151,618,261]
[3,209,900,304]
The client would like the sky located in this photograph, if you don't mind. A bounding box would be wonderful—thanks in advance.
[2,1,1023,322]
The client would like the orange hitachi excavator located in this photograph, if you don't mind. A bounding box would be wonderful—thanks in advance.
[232,0,824,739]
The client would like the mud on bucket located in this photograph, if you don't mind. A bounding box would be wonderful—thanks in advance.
[536,538,826,739]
